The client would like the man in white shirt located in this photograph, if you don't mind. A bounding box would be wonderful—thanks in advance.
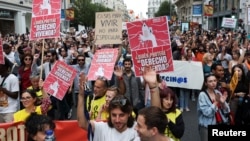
[77,65,161,141]
[0,57,19,123]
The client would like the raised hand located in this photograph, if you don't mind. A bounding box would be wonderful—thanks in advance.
[79,72,87,92]
[142,65,157,87]
[114,66,123,78]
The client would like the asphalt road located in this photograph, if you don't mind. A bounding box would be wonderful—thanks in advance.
[181,98,200,141]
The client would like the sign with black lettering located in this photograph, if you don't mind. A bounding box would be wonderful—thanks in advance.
[95,11,122,45]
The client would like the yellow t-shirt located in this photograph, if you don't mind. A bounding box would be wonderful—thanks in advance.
[87,95,106,120]
[13,106,42,122]
[27,86,43,99]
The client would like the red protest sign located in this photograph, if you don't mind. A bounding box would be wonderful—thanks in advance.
[30,0,61,40]
[43,61,77,100]
[0,38,4,64]
[126,16,173,76]
[87,49,118,81]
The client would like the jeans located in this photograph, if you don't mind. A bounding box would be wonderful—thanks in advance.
[179,88,190,109]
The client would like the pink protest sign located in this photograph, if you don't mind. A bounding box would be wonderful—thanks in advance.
[126,16,173,76]
[43,61,77,100]
[30,0,61,40]
[0,38,4,64]
[87,49,118,81]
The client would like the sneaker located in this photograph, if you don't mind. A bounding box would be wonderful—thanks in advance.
[185,108,190,112]
[67,108,73,119]
[180,108,183,112]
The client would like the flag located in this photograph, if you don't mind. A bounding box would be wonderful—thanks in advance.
[204,5,213,16]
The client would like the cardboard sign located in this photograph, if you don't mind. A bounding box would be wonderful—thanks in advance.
[0,38,4,64]
[43,61,77,100]
[30,0,61,40]
[87,49,118,81]
[126,16,173,76]
[95,11,122,44]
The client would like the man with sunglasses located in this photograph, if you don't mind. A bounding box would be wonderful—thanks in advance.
[77,65,161,141]
[71,54,91,107]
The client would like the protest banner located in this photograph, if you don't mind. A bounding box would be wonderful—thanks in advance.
[161,61,204,90]
[126,16,173,76]
[0,120,87,141]
[30,0,61,40]
[87,48,118,81]
[43,61,77,100]
[95,11,122,45]
[221,17,237,29]
[0,38,4,64]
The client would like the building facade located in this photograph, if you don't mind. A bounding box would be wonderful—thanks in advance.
[147,0,170,19]
[0,0,32,36]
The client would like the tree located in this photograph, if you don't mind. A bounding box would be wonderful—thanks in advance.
[154,1,176,17]
[72,0,112,28]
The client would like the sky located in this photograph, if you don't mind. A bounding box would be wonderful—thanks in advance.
[124,0,148,18]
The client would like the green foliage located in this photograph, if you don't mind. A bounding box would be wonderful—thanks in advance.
[72,0,113,28]
[154,1,176,17]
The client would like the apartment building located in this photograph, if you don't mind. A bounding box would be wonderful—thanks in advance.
[173,0,250,31]
[0,0,32,36]
[147,0,170,19]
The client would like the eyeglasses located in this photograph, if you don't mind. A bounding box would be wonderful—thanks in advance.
[78,59,85,62]
[111,98,127,106]
[24,58,32,61]
[47,55,51,57]
[20,96,32,101]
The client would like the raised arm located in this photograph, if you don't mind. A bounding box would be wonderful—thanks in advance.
[142,66,161,108]
[77,73,95,131]
[113,66,126,95]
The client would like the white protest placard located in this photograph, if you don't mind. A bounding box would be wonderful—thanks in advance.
[161,61,204,90]
[221,17,237,29]
[95,11,122,44]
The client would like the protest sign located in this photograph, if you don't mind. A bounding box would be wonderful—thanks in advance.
[0,120,87,141]
[87,48,118,81]
[126,16,173,76]
[30,0,61,40]
[161,61,204,90]
[95,11,122,45]
[0,38,4,64]
[43,61,77,100]
[221,17,237,29]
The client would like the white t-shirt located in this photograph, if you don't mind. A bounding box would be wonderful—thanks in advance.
[0,74,19,113]
[93,121,138,141]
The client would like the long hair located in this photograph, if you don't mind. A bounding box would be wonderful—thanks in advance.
[107,95,134,128]
[159,87,177,113]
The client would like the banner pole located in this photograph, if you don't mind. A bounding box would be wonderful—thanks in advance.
[40,39,45,80]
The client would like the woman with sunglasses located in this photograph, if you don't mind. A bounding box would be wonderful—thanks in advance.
[18,54,34,93]
[13,79,51,122]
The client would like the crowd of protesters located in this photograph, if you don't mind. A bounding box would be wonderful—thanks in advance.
[1,26,250,141]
